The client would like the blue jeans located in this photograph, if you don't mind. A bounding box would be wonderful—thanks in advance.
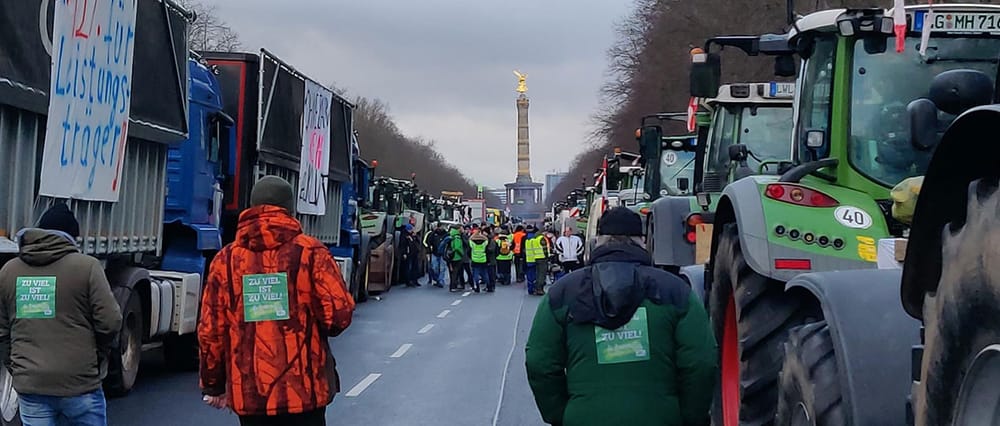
[428,255,446,284]
[471,264,489,289]
[526,264,538,293]
[20,388,107,426]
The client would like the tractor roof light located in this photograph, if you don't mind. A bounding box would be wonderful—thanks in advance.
[690,47,707,64]
[764,183,839,208]
[837,10,892,37]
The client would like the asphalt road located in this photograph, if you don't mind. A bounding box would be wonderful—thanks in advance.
[107,274,548,426]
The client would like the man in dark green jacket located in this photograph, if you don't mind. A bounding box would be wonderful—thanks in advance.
[525,207,717,426]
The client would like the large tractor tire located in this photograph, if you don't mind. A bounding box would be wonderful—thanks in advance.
[353,241,375,303]
[104,291,142,397]
[914,178,1000,426]
[709,223,809,426]
[775,321,847,426]
[0,368,21,426]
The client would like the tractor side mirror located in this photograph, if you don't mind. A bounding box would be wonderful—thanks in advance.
[690,52,721,98]
[640,126,662,164]
[908,98,939,151]
[677,177,690,193]
[774,55,796,77]
[728,144,749,163]
[928,69,994,115]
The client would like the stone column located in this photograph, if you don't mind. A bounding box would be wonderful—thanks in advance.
[516,94,531,183]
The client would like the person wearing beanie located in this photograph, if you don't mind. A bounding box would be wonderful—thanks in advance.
[199,175,354,425]
[522,224,549,296]
[402,224,421,288]
[512,225,527,283]
[526,207,717,426]
[0,203,122,424]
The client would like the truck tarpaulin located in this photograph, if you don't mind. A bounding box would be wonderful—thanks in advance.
[258,50,352,183]
[0,0,190,144]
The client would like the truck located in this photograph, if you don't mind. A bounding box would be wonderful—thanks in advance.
[643,83,794,284]
[463,199,486,224]
[200,49,365,298]
[690,3,1000,425]
[0,1,223,423]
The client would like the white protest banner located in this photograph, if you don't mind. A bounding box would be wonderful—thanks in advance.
[297,80,333,215]
[39,0,138,202]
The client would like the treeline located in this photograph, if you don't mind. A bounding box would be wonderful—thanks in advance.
[549,0,989,204]
[180,0,493,205]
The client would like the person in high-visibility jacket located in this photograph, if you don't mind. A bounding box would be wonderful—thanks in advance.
[524,225,549,296]
[512,225,527,283]
[469,229,490,293]
[495,231,514,286]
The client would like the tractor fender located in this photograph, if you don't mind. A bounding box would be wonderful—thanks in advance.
[678,264,706,305]
[713,177,773,278]
[786,269,919,425]
[901,105,1000,320]
[648,196,696,268]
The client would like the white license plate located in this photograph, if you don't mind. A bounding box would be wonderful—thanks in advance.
[911,11,1000,34]
[767,82,795,98]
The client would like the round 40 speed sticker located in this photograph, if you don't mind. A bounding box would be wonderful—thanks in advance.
[662,151,678,166]
[834,206,873,229]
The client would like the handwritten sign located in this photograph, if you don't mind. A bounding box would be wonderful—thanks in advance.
[38,0,138,202]
[16,277,57,319]
[297,80,332,215]
[242,273,290,322]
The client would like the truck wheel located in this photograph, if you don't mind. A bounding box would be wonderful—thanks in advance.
[0,368,21,426]
[775,321,846,426]
[914,178,1000,426]
[163,333,199,372]
[708,223,807,426]
[105,292,142,397]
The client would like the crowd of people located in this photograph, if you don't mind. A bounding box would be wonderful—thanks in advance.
[419,221,585,295]
[0,174,716,426]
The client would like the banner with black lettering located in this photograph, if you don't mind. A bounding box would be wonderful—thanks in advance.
[297,80,332,215]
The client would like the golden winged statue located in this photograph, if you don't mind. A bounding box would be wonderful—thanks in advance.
[513,70,527,93]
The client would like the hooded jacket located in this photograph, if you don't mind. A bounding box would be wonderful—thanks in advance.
[525,241,717,426]
[0,229,122,397]
[198,206,355,416]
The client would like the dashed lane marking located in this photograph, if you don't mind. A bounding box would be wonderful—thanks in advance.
[437,310,451,318]
[418,324,435,334]
[345,373,381,397]
[463,291,472,297]
[390,344,413,358]
[451,299,462,306]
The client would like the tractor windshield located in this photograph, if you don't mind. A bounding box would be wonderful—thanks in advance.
[706,106,793,177]
[659,150,696,196]
[850,36,1000,187]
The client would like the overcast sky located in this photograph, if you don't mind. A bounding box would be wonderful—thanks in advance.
[209,0,631,189]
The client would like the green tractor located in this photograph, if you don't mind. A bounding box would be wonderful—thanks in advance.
[643,83,795,296]
[693,4,1000,425]
[359,176,426,298]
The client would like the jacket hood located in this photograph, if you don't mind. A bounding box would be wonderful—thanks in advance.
[16,228,79,266]
[235,205,304,252]
[572,241,652,329]
[470,233,488,243]
[449,228,460,237]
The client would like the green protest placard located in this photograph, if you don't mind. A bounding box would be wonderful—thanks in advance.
[594,307,650,365]
[242,273,290,322]
[16,276,56,319]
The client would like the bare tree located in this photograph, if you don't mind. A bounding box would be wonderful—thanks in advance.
[176,0,243,52]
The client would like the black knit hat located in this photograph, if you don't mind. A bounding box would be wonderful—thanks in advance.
[597,207,643,237]
[250,176,296,214]
[38,203,80,238]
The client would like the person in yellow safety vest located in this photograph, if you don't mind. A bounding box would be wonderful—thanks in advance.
[524,225,549,296]
[495,231,514,286]
[469,229,491,293]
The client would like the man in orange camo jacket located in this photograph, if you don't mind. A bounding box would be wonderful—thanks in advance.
[198,176,355,426]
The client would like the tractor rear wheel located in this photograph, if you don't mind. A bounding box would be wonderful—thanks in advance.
[914,178,1000,426]
[709,223,809,426]
[775,321,847,426]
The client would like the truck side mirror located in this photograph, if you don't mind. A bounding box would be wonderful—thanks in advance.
[677,177,690,193]
[690,53,721,98]
[908,98,939,151]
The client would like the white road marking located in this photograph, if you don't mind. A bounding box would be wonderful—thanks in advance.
[463,291,472,297]
[345,373,381,397]
[492,292,529,426]
[437,310,451,318]
[418,324,435,334]
[390,344,413,358]
[451,299,462,306]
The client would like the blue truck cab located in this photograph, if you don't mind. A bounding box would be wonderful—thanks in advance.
[161,58,233,275]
